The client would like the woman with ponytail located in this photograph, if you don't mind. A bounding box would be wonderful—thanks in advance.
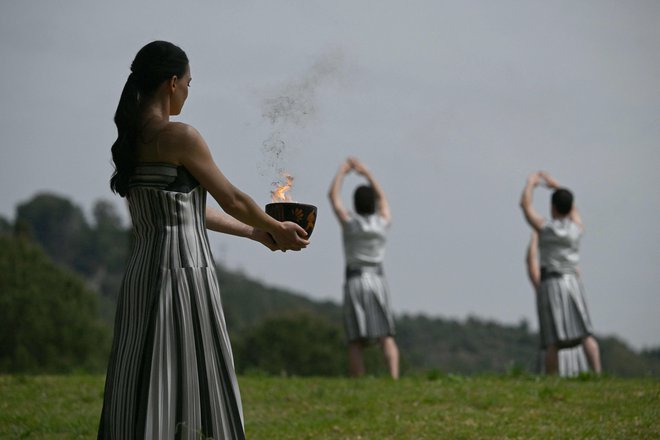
[99,41,309,440]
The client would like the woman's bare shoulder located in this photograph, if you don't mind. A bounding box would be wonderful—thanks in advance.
[156,122,208,158]
[160,121,200,142]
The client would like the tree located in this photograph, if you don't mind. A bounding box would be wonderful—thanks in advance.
[235,313,345,376]
[93,200,123,230]
[15,195,131,300]
[0,215,11,235]
[0,235,111,372]
[87,200,130,299]
[15,193,91,274]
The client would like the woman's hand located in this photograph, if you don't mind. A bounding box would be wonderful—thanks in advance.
[270,221,309,251]
[527,171,542,187]
[349,157,369,176]
[251,228,279,251]
[539,171,560,189]
[339,158,353,174]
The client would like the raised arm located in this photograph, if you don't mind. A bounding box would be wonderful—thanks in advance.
[539,171,560,190]
[171,123,308,251]
[350,157,391,223]
[569,205,584,232]
[328,159,352,223]
[520,171,545,231]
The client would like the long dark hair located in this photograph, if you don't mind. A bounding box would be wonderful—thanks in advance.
[110,41,189,197]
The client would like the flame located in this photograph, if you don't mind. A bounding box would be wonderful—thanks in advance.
[271,173,294,202]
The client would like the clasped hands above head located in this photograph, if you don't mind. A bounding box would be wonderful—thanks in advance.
[528,171,559,189]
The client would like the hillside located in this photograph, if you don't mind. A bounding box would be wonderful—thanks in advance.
[217,265,343,333]
[0,236,110,373]
[2,192,659,376]
[216,261,660,377]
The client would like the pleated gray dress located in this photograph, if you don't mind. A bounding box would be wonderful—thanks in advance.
[538,346,589,377]
[537,218,594,349]
[342,214,395,342]
[98,164,244,440]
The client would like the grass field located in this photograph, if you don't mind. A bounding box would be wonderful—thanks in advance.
[1,373,658,439]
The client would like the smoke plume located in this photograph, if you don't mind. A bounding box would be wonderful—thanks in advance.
[260,48,345,179]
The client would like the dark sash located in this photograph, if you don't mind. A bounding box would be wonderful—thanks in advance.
[540,267,564,281]
[345,264,384,279]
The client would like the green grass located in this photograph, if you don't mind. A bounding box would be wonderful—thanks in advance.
[1,374,658,439]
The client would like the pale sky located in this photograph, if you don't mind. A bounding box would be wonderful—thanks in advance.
[1,0,658,349]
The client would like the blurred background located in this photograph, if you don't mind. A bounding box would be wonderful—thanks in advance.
[1,0,658,376]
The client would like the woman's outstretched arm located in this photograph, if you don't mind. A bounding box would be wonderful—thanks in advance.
[205,206,277,251]
[328,159,352,223]
[170,123,309,251]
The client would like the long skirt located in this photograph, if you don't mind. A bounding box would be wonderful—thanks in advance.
[538,346,589,377]
[343,270,396,342]
[538,273,593,349]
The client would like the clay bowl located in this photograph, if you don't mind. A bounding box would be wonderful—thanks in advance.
[265,202,317,238]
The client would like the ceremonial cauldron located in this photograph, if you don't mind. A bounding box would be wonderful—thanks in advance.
[265,202,317,238]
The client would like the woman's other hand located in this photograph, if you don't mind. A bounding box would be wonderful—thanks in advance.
[539,171,561,189]
[527,171,542,187]
[349,157,369,176]
[271,221,309,251]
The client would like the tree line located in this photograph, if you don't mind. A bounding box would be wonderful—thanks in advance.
[1,192,658,376]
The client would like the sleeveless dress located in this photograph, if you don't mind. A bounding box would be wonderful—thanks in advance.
[342,213,396,342]
[537,218,594,349]
[98,164,245,440]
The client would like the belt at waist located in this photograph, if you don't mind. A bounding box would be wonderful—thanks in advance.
[346,264,383,279]
[540,267,571,281]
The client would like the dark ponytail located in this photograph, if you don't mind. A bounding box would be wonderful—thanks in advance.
[110,41,189,197]
[110,73,140,196]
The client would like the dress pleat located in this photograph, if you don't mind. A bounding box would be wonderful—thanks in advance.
[343,269,395,341]
[538,273,593,349]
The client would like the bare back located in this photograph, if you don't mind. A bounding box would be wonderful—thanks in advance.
[134,121,189,166]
